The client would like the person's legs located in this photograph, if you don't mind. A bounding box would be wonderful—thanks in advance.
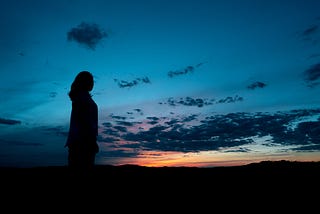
[69,148,95,169]
[68,148,82,168]
[81,152,96,168]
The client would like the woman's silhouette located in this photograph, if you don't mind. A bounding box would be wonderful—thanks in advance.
[65,71,99,169]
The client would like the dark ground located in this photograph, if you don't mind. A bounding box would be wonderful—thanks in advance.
[1,160,319,186]
[1,160,319,208]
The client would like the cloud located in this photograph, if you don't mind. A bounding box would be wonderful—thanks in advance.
[0,118,21,125]
[40,126,69,137]
[164,97,215,107]
[110,114,127,120]
[49,92,57,98]
[99,108,320,154]
[0,138,43,146]
[159,95,243,107]
[98,149,139,158]
[146,116,160,125]
[224,147,251,153]
[293,144,320,151]
[113,62,205,90]
[125,109,144,116]
[304,63,320,87]
[216,95,243,104]
[307,53,320,60]
[302,25,318,37]
[67,22,108,50]
[297,23,319,45]
[113,77,151,88]
[247,81,267,90]
[167,62,207,78]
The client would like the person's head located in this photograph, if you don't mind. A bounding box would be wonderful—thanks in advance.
[69,71,94,99]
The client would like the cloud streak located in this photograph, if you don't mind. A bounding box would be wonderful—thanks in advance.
[167,62,207,78]
[158,95,243,107]
[0,118,21,125]
[114,77,151,88]
[304,63,320,87]
[247,81,267,90]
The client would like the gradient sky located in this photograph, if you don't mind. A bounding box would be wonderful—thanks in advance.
[1,0,320,167]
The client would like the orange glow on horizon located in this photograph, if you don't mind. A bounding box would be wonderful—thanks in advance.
[97,149,320,168]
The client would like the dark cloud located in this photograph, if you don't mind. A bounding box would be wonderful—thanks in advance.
[167,62,207,78]
[0,118,21,125]
[100,109,320,154]
[49,92,57,98]
[102,122,113,127]
[113,125,128,133]
[0,138,43,146]
[134,108,142,113]
[67,22,108,50]
[146,116,159,121]
[97,136,119,143]
[146,116,160,125]
[110,114,127,120]
[159,95,243,107]
[297,23,319,45]
[160,97,215,107]
[114,77,151,88]
[293,144,320,151]
[216,95,243,104]
[131,108,144,116]
[224,148,250,153]
[98,149,139,158]
[168,66,194,78]
[40,126,69,137]
[181,114,199,123]
[304,63,320,87]
[113,62,205,90]
[100,117,143,140]
[302,25,318,37]
[126,109,144,116]
[102,128,121,137]
[116,121,140,127]
[247,81,267,90]
[307,53,320,60]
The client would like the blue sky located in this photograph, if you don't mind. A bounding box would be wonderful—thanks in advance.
[1,0,320,167]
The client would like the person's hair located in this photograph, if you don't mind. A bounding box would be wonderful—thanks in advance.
[69,71,94,100]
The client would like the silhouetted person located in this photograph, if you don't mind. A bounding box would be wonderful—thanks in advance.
[65,71,99,170]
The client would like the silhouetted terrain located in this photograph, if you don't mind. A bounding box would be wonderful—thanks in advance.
[1,160,319,207]
[1,160,319,185]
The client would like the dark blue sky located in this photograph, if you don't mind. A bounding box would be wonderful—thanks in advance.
[1,0,320,167]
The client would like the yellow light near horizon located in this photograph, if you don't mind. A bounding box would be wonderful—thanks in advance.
[105,150,320,168]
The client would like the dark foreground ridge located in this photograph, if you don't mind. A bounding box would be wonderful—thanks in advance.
[1,160,319,204]
[1,160,319,183]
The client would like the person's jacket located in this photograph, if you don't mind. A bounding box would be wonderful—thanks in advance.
[65,91,98,153]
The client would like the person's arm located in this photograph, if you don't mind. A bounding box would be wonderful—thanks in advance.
[76,99,97,140]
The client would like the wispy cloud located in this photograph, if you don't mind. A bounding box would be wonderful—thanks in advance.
[302,25,318,37]
[113,77,151,88]
[158,95,243,107]
[0,118,21,125]
[297,23,319,45]
[167,62,207,78]
[160,97,215,107]
[304,63,320,87]
[247,81,267,90]
[0,138,43,146]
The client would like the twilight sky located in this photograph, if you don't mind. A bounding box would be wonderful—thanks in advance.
[1,0,320,167]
